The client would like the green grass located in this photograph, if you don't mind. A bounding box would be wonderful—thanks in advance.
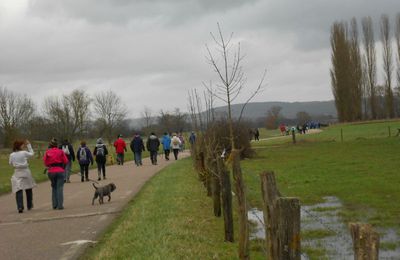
[0,139,149,194]
[82,158,256,260]
[81,120,400,259]
[243,121,400,229]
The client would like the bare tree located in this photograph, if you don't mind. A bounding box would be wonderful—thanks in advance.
[362,16,378,119]
[44,89,91,142]
[265,105,282,129]
[93,90,127,144]
[395,13,400,116]
[296,111,311,125]
[381,14,395,118]
[141,106,153,130]
[205,23,265,260]
[0,87,35,147]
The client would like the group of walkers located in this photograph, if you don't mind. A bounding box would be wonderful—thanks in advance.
[8,131,195,213]
[129,132,188,166]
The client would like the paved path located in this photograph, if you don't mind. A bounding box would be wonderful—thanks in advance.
[0,152,189,260]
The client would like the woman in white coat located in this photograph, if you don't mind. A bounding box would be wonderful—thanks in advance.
[9,140,36,213]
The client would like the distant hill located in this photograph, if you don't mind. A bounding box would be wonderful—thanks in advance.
[213,101,337,120]
[128,101,337,128]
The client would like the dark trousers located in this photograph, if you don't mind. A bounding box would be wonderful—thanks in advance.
[96,161,106,178]
[164,149,170,160]
[117,153,124,165]
[150,151,158,165]
[134,152,142,166]
[173,149,179,160]
[80,164,89,181]
[48,172,64,209]
[15,189,33,211]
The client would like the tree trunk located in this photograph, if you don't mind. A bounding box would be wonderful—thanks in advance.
[231,149,249,260]
[212,170,222,217]
[217,156,234,242]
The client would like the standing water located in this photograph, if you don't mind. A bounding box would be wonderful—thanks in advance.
[248,196,400,259]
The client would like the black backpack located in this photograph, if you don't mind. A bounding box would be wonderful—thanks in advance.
[96,146,105,157]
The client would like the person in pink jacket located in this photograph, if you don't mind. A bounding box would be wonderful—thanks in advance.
[43,138,68,210]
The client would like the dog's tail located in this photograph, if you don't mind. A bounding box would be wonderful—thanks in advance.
[92,183,98,189]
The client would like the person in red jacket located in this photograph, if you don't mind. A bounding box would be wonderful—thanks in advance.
[113,134,127,165]
[43,138,68,210]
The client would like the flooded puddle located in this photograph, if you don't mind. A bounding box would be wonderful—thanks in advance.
[248,196,400,259]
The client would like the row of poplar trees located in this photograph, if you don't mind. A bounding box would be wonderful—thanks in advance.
[331,14,400,122]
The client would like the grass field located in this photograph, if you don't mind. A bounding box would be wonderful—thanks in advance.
[244,120,400,228]
[82,158,257,260]
[82,120,400,259]
[0,139,148,194]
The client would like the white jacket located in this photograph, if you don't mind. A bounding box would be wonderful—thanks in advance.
[170,136,181,149]
[9,144,36,193]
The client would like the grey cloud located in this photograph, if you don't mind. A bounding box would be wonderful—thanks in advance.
[28,0,259,26]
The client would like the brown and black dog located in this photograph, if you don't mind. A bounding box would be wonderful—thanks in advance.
[92,183,116,205]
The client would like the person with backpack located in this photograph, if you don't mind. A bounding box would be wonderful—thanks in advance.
[93,138,108,181]
[77,140,93,182]
[178,133,185,152]
[113,134,127,165]
[171,133,182,160]
[43,138,68,210]
[9,139,36,213]
[161,132,171,160]
[146,132,160,165]
[60,139,75,183]
[130,133,145,166]
[189,131,196,147]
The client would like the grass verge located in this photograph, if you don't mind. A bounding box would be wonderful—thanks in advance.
[82,158,257,259]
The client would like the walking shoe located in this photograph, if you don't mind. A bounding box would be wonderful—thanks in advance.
[28,204,34,210]
[85,178,89,182]
[18,209,23,213]
[66,180,71,183]
[98,177,101,181]
[103,176,106,180]
[58,207,64,210]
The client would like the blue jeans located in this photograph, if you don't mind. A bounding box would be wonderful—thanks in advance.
[134,152,142,166]
[64,161,72,181]
[48,172,65,209]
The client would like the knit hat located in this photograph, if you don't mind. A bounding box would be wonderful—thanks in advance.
[97,138,103,144]
[49,138,58,147]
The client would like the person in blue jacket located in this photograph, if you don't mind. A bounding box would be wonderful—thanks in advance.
[161,132,171,161]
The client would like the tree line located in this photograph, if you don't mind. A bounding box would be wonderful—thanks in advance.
[0,87,190,148]
[331,14,400,122]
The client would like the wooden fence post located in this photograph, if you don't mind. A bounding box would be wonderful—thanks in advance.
[349,223,379,260]
[276,198,301,260]
[260,171,300,260]
[211,160,222,217]
[260,171,280,259]
[291,130,296,144]
[341,128,344,142]
[217,156,234,242]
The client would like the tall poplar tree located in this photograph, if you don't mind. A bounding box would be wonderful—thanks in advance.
[362,17,378,119]
[380,14,395,118]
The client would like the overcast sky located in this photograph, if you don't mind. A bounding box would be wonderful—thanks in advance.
[0,0,399,118]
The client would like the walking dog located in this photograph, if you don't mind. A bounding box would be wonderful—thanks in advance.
[92,182,116,205]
